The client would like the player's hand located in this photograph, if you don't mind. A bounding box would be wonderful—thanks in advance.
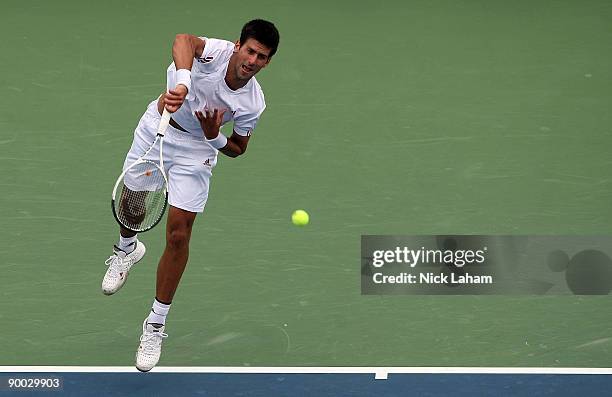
[163,85,188,113]
[195,108,226,139]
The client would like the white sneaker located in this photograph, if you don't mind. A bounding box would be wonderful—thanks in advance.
[101,241,146,295]
[135,319,168,372]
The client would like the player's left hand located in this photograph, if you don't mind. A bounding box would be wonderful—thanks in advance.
[195,108,226,139]
[164,85,188,113]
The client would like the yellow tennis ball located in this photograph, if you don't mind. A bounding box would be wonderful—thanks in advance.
[291,209,309,226]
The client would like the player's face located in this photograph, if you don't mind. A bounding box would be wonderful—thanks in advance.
[233,38,272,80]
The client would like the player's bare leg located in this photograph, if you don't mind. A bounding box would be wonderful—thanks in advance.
[155,206,197,302]
[136,206,197,371]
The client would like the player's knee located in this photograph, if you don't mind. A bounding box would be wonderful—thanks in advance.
[166,228,190,250]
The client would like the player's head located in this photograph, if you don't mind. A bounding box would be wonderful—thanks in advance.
[240,19,279,58]
[232,19,279,81]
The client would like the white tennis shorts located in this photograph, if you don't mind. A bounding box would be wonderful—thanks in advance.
[122,100,218,213]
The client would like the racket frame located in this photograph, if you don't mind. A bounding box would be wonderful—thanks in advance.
[111,109,172,233]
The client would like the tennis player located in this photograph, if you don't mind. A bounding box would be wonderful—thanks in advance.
[102,19,279,372]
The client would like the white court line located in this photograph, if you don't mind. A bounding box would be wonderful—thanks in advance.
[2,367,612,380]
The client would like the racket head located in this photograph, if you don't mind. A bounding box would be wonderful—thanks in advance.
[111,160,168,233]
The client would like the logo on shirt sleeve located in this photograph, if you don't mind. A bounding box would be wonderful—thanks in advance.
[197,56,214,64]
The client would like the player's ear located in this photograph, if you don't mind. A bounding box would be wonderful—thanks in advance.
[233,40,240,53]
[262,50,273,68]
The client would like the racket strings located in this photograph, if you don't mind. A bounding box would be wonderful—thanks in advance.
[114,162,167,231]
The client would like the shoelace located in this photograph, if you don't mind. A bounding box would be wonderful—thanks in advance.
[140,329,168,353]
[105,253,130,276]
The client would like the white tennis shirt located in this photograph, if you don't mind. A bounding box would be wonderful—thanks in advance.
[167,37,266,139]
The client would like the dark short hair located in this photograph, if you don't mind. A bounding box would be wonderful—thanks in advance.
[240,19,280,57]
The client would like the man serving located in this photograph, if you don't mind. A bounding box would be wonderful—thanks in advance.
[102,19,280,372]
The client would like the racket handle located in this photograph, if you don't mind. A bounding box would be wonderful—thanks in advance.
[157,108,171,137]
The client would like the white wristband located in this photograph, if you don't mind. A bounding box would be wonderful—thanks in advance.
[175,68,192,92]
[206,133,228,149]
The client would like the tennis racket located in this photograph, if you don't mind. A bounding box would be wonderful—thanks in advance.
[111,108,171,232]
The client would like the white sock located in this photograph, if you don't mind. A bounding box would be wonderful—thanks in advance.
[147,298,171,326]
[118,235,137,254]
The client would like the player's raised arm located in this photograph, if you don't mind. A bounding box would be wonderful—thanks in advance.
[172,34,205,71]
[160,35,205,113]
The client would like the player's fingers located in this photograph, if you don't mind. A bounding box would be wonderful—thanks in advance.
[168,89,186,98]
[218,109,226,121]
[165,93,184,101]
[164,98,184,106]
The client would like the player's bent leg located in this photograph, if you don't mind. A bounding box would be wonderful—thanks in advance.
[118,187,148,227]
[102,240,147,295]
